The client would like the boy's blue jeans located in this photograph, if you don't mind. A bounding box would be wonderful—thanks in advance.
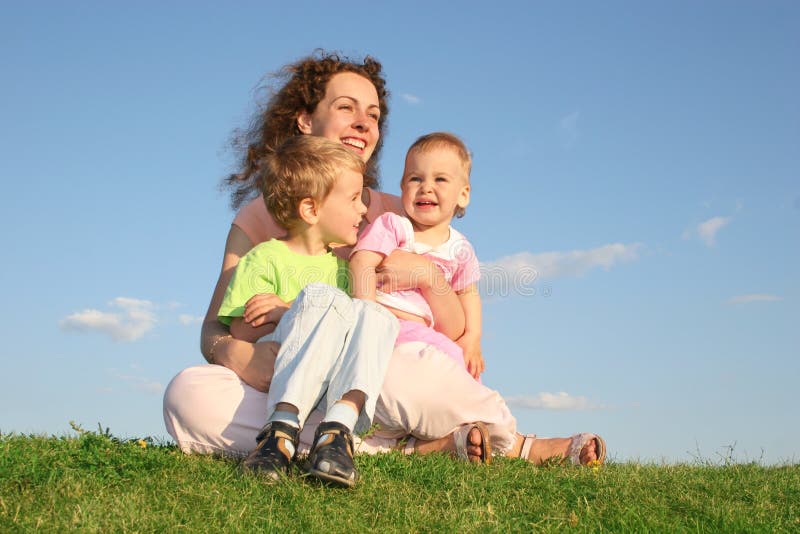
[261,283,399,434]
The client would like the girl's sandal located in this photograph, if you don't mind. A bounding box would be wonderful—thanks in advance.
[454,422,492,464]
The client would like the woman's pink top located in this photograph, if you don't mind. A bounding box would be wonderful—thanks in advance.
[232,188,404,246]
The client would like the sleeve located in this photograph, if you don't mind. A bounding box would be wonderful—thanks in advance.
[232,195,287,246]
[450,238,481,292]
[217,248,278,325]
[336,257,352,296]
[350,212,408,259]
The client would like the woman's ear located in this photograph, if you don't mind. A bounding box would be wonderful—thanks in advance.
[297,197,319,224]
[297,111,313,134]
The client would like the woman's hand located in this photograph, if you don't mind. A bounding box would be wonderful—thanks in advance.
[212,335,279,393]
[200,224,280,392]
[242,340,280,392]
[378,249,466,340]
[376,249,444,292]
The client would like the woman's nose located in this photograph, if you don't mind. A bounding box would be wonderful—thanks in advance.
[353,109,370,131]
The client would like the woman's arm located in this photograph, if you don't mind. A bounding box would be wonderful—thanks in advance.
[200,224,279,392]
[377,250,466,340]
[229,316,275,344]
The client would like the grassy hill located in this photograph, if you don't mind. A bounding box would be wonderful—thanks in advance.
[2,426,798,532]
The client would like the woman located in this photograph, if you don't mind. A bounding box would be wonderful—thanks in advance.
[163,51,604,466]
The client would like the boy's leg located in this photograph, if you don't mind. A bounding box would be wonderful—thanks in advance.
[242,284,356,480]
[306,299,399,487]
[322,299,399,433]
[265,283,357,427]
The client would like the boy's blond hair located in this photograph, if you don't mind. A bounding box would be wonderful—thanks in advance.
[259,136,366,229]
[406,131,472,218]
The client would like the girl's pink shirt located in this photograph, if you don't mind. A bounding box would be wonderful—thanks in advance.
[232,188,404,247]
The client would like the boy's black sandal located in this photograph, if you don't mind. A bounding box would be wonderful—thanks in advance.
[241,421,299,482]
[305,421,358,488]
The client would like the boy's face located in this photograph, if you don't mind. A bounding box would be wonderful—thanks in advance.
[316,168,368,246]
[401,147,470,231]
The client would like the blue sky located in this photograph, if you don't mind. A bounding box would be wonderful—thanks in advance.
[2,2,798,464]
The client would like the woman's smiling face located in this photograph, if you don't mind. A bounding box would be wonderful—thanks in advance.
[297,72,381,164]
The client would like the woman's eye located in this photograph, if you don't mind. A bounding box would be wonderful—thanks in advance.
[368,113,380,121]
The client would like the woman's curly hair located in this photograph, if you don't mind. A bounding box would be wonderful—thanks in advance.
[225,50,389,210]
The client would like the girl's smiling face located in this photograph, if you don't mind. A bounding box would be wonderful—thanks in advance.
[401,147,470,233]
[297,72,381,164]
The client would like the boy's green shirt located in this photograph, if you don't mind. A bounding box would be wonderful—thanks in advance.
[217,239,350,325]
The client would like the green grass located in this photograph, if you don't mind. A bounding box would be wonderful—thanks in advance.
[2,427,798,532]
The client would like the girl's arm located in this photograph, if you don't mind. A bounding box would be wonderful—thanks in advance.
[456,284,484,379]
[200,225,279,393]
[349,250,385,301]
[377,250,466,341]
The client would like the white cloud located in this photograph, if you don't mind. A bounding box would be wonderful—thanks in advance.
[727,294,783,305]
[400,93,421,104]
[178,314,204,326]
[558,110,580,147]
[59,297,156,342]
[698,216,732,246]
[684,216,732,247]
[506,392,601,411]
[114,373,164,394]
[479,243,641,296]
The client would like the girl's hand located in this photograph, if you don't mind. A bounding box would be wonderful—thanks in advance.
[243,293,291,327]
[376,250,443,292]
[458,334,484,379]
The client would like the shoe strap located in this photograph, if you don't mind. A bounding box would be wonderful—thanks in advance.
[315,423,354,455]
[257,421,299,445]
[520,434,537,460]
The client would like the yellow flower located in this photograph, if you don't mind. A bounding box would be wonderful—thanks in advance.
[137,439,148,448]
[587,459,602,473]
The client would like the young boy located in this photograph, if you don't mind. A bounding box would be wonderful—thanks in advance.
[217,135,399,487]
[350,132,484,380]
